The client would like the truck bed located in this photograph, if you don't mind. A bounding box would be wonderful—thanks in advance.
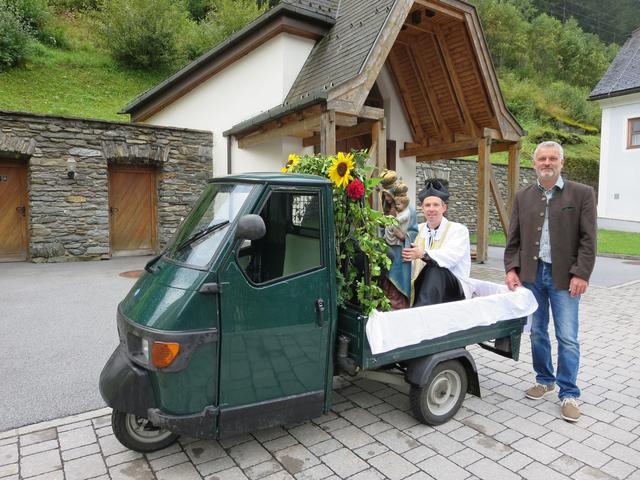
[338,305,527,370]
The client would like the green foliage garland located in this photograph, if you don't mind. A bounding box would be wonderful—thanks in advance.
[283,150,396,315]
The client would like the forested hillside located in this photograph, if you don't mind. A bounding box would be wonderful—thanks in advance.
[0,0,635,183]
[532,0,638,44]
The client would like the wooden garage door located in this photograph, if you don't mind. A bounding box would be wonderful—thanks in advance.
[108,166,157,255]
[0,160,28,262]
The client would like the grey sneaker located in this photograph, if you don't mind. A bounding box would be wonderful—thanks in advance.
[561,397,580,422]
[525,383,556,400]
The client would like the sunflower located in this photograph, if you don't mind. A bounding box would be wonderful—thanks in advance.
[327,152,355,188]
[281,153,300,173]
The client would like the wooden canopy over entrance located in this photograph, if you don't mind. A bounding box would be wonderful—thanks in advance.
[228,0,524,262]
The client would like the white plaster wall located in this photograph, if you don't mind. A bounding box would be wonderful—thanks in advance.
[376,64,417,204]
[597,93,640,223]
[146,33,316,176]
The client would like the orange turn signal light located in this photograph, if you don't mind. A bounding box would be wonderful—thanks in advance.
[151,341,180,369]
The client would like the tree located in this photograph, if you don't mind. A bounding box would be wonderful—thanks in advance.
[0,3,32,69]
[472,0,531,74]
[97,0,190,69]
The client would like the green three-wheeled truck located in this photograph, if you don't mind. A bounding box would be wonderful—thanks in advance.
[99,173,526,452]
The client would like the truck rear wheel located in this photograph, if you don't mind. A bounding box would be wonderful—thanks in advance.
[410,359,467,425]
[111,410,179,453]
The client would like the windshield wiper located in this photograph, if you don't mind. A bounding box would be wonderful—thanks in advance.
[176,220,230,251]
[144,251,164,273]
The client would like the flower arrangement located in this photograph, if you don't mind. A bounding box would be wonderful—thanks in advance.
[282,150,396,314]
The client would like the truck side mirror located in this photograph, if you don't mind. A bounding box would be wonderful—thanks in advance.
[235,214,266,241]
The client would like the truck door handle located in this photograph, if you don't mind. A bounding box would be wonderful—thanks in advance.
[315,298,326,326]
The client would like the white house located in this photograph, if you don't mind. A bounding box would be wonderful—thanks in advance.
[589,29,640,232]
[121,0,524,260]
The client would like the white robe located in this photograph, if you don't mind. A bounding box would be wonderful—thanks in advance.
[417,217,473,299]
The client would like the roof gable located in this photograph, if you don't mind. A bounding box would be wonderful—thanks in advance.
[231,0,523,146]
[285,0,396,102]
[590,31,640,101]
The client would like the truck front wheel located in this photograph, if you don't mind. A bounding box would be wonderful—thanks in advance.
[410,360,467,425]
[111,410,179,453]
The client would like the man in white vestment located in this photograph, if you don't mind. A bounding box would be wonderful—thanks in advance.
[401,181,472,307]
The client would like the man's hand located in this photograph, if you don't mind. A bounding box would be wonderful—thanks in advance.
[402,243,423,262]
[506,269,521,291]
[569,276,588,297]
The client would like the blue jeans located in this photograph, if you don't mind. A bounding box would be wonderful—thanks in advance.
[523,261,581,399]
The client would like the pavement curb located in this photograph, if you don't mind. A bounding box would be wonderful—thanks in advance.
[0,408,111,438]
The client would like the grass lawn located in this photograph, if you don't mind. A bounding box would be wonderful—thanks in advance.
[0,44,167,121]
[471,229,640,256]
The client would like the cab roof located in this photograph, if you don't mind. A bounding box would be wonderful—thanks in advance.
[208,172,332,186]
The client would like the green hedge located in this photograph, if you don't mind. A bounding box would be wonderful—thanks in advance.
[0,5,32,69]
[563,155,599,193]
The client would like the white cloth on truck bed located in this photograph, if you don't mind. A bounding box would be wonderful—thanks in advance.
[366,278,538,355]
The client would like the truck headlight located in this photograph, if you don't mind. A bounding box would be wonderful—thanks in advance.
[127,333,181,369]
[141,338,150,363]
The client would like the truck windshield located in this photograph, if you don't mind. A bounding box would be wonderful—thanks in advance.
[164,183,255,267]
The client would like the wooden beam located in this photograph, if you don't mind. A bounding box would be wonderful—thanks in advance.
[400,22,438,36]
[320,110,336,155]
[371,119,387,175]
[401,139,478,158]
[358,106,385,120]
[335,113,359,127]
[326,99,358,116]
[507,142,521,216]
[489,166,509,234]
[415,141,511,161]
[238,113,323,148]
[235,108,353,149]
[476,136,491,263]
[433,23,479,137]
[302,120,374,148]
[483,127,501,140]
[407,42,452,142]
[370,119,386,211]
[413,0,465,20]
[327,0,413,108]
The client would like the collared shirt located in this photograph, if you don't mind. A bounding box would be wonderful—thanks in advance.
[537,176,564,263]
[425,220,441,249]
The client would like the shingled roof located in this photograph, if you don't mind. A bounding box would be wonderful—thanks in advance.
[589,29,640,101]
[283,0,395,102]
[282,0,340,18]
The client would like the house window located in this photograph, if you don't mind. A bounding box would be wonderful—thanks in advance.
[628,118,640,148]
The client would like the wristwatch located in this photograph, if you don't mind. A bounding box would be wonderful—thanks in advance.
[421,251,430,263]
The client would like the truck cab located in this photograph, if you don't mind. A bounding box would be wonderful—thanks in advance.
[100,173,338,450]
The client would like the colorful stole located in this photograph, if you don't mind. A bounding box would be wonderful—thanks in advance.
[410,221,452,305]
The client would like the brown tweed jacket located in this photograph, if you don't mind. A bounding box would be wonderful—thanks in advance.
[504,179,597,289]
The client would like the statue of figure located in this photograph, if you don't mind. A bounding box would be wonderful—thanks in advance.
[379,171,418,310]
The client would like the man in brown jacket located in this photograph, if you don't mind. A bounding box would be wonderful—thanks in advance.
[504,141,596,422]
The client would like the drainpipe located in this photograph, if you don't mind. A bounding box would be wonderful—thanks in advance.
[227,136,232,175]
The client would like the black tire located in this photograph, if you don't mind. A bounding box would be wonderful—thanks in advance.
[410,359,468,426]
[111,410,179,453]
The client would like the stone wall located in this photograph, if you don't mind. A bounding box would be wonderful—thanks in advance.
[416,159,538,233]
[0,111,213,262]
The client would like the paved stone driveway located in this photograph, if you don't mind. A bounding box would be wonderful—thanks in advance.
[1,264,639,480]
